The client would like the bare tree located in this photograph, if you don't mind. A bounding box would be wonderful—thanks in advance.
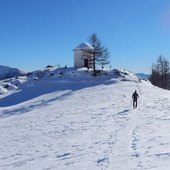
[149,55,170,89]
[82,33,110,76]
[157,56,169,88]
[150,63,160,86]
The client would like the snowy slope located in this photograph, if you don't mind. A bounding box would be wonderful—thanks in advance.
[0,67,170,170]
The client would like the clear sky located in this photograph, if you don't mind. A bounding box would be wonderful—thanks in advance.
[1,0,170,73]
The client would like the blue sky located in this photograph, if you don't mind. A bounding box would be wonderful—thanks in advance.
[1,0,170,73]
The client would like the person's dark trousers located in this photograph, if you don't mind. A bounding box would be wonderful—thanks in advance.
[133,99,137,108]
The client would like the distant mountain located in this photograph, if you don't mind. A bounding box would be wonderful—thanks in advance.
[136,73,149,79]
[0,65,27,80]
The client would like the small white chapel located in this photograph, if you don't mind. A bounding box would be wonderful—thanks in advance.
[73,42,94,69]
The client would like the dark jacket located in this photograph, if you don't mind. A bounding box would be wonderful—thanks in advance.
[132,92,139,100]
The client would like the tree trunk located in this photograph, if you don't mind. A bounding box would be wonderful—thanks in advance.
[93,53,96,76]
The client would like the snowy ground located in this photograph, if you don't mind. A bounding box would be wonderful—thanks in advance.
[0,67,170,170]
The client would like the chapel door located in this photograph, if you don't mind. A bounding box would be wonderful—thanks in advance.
[84,59,88,68]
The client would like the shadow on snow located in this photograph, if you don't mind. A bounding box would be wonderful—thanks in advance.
[116,109,130,115]
[0,80,116,117]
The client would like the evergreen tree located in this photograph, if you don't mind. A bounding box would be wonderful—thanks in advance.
[82,33,110,76]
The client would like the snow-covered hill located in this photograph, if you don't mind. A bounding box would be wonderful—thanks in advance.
[0,67,170,170]
[0,66,142,97]
[0,65,26,80]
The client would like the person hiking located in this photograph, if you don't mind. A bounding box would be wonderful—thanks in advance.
[132,90,139,108]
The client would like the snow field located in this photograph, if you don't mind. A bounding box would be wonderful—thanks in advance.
[0,68,170,169]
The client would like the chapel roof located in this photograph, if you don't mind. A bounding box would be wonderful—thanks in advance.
[73,42,93,51]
